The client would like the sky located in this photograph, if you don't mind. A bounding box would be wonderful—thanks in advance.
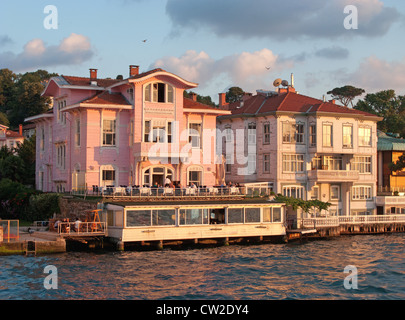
[1,0,405,104]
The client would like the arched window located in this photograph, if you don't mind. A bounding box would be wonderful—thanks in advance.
[143,166,174,187]
[144,82,174,103]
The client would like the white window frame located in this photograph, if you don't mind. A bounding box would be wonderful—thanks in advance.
[144,82,174,103]
[282,154,304,173]
[248,123,256,145]
[352,185,373,200]
[342,124,353,148]
[359,126,372,147]
[309,124,316,147]
[322,123,333,147]
[282,185,305,199]
[189,123,202,149]
[102,119,116,146]
[352,156,372,174]
[263,154,270,173]
[330,185,340,201]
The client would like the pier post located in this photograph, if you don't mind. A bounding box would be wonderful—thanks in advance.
[156,240,163,250]
[223,237,229,246]
[116,241,124,251]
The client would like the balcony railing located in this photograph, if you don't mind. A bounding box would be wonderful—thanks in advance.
[308,170,359,182]
[302,215,405,228]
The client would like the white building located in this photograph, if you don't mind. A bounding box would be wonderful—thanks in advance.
[217,85,383,218]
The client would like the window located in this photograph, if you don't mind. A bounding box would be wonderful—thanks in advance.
[152,126,166,143]
[179,209,209,225]
[144,120,151,142]
[245,208,260,223]
[40,127,45,151]
[75,119,81,147]
[225,153,232,173]
[167,122,172,143]
[144,82,174,103]
[262,207,282,222]
[263,154,270,173]
[56,144,66,170]
[228,208,244,223]
[282,154,304,172]
[343,125,353,148]
[330,185,340,200]
[323,124,332,147]
[310,124,316,146]
[311,186,319,200]
[103,120,116,146]
[263,123,270,144]
[282,186,304,199]
[225,126,232,143]
[295,123,304,143]
[283,122,304,144]
[248,123,256,145]
[248,154,256,174]
[359,126,372,146]
[352,156,372,173]
[189,123,202,148]
[102,169,116,185]
[352,186,372,200]
[188,170,202,186]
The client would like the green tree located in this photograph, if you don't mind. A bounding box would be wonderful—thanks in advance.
[0,68,17,113]
[184,91,217,107]
[0,111,9,126]
[0,154,26,183]
[354,90,405,137]
[226,86,245,103]
[15,134,36,186]
[327,85,365,107]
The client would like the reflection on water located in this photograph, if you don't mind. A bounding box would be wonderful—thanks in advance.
[0,234,404,300]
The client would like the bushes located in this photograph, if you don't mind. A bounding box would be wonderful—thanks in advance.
[0,178,60,221]
[27,193,61,221]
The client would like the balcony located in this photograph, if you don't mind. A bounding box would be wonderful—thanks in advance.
[308,169,359,182]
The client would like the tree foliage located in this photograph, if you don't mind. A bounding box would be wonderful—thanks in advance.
[184,90,217,107]
[274,194,331,213]
[226,86,245,103]
[327,85,365,107]
[0,68,58,128]
[354,89,405,137]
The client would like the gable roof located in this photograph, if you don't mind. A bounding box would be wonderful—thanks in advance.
[80,91,131,106]
[62,75,121,88]
[222,91,381,120]
[183,97,231,115]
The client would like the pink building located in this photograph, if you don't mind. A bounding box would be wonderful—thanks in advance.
[26,66,229,192]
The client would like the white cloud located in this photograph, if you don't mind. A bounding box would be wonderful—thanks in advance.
[339,56,405,94]
[0,33,94,71]
[151,48,297,92]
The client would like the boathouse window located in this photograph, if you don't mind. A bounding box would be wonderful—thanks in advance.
[126,209,176,227]
[263,207,282,222]
[144,82,174,103]
[245,208,260,223]
[103,119,116,146]
[228,208,244,223]
[179,209,209,225]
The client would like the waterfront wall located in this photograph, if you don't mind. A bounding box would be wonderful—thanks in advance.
[58,196,98,219]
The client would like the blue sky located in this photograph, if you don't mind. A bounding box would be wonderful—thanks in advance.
[1,0,405,104]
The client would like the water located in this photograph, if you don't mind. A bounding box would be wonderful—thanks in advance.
[1,234,404,300]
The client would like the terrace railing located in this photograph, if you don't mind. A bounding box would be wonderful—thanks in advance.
[301,214,405,228]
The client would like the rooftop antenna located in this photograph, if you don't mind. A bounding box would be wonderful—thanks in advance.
[291,73,295,88]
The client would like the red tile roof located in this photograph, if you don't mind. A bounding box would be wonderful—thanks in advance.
[183,97,218,111]
[225,91,380,118]
[81,91,131,106]
[62,75,121,88]
[6,130,23,139]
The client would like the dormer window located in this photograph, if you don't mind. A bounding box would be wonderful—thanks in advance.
[144,82,174,103]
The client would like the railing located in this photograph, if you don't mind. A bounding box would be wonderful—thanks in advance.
[301,215,405,228]
[72,185,273,199]
[0,220,19,242]
[308,170,359,181]
[57,222,106,236]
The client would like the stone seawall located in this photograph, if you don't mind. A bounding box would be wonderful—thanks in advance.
[58,196,98,220]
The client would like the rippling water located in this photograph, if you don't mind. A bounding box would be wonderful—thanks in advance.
[1,234,404,300]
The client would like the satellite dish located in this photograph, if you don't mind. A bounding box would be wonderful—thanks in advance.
[281,80,289,87]
[273,78,282,87]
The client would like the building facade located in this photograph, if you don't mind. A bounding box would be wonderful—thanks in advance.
[217,85,382,217]
[26,66,229,193]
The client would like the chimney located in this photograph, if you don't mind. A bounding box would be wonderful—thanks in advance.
[190,92,197,101]
[89,68,98,80]
[329,99,336,104]
[129,65,139,77]
[219,93,228,109]
[19,124,23,136]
